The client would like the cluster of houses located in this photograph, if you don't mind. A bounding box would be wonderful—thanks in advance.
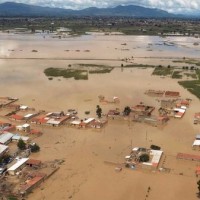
[0,97,107,130]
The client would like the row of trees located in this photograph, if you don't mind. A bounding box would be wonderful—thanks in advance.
[17,139,40,153]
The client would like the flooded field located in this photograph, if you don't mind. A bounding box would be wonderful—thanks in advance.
[0,33,199,200]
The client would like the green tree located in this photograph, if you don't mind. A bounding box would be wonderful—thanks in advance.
[96,105,102,118]
[30,143,40,153]
[17,139,26,150]
[197,180,200,197]
[123,106,131,116]
[139,154,150,162]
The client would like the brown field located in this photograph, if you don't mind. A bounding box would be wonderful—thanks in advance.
[0,33,199,200]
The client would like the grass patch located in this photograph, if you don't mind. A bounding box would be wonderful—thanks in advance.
[172,71,182,79]
[173,59,200,67]
[178,69,200,99]
[44,68,88,80]
[179,80,200,99]
[7,196,18,200]
[89,68,113,74]
[184,73,197,79]
[152,66,173,76]
[123,64,155,68]
[78,64,110,68]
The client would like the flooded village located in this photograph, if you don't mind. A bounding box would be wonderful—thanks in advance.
[0,27,200,200]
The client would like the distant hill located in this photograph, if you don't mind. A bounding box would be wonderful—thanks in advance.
[0,2,176,18]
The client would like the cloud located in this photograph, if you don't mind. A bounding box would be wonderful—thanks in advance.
[0,0,200,13]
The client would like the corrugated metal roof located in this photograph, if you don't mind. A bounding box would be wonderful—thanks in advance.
[0,132,14,144]
[8,158,29,172]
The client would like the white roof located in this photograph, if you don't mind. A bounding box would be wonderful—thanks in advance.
[150,150,163,165]
[22,123,30,128]
[174,108,185,113]
[8,158,29,172]
[0,144,8,155]
[12,135,29,142]
[132,147,139,151]
[181,106,187,110]
[71,120,81,125]
[0,132,14,144]
[84,118,95,124]
[193,140,200,146]
[20,105,28,110]
[46,119,61,125]
[24,114,34,118]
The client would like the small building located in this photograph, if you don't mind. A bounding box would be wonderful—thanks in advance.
[165,91,180,98]
[174,107,186,118]
[196,135,200,140]
[196,166,200,176]
[26,159,42,168]
[194,113,200,124]
[192,140,200,150]
[90,120,108,129]
[24,114,37,121]
[177,153,200,162]
[0,132,14,145]
[12,134,29,143]
[10,114,24,121]
[30,129,42,135]
[142,150,163,168]
[8,158,29,175]
[0,144,9,158]
[70,120,81,127]
[16,124,31,132]
[20,105,28,110]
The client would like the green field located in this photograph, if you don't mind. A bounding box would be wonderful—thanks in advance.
[44,68,88,80]
[152,66,173,76]
[179,69,200,99]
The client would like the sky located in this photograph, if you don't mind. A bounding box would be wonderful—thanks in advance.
[1,0,200,14]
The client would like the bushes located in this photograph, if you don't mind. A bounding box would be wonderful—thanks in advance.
[139,154,150,162]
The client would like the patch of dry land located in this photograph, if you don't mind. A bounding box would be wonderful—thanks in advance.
[0,32,200,200]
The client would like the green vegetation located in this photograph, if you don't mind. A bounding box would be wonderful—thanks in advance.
[30,143,40,153]
[78,64,110,68]
[44,68,88,80]
[179,69,200,99]
[123,106,131,116]
[172,71,182,79]
[173,59,200,67]
[152,66,173,76]
[139,154,150,162]
[17,139,26,150]
[7,196,18,200]
[89,68,113,74]
[96,105,102,118]
[123,64,155,68]
[197,180,200,197]
[184,73,197,79]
